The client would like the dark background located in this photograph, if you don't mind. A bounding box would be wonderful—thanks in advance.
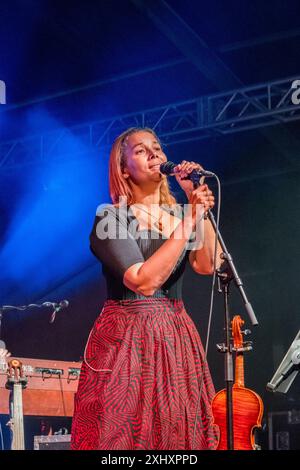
[0,0,300,449]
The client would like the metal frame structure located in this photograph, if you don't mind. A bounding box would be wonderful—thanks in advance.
[1,75,300,170]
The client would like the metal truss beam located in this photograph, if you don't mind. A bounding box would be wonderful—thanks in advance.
[131,0,240,89]
[1,75,300,170]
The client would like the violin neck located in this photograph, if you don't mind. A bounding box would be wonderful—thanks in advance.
[235,353,245,387]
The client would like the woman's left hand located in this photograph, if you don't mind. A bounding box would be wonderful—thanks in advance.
[187,184,215,213]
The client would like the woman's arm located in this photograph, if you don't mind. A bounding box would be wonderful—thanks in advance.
[124,183,224,295]
[123,210,195,296]
[91,204,196,297]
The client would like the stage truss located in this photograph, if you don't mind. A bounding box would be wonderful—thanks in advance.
[1,75,300,169]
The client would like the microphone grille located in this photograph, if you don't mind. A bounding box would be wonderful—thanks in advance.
[160,161,176,175]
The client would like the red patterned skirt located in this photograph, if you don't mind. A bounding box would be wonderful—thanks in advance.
[71,298,218,450]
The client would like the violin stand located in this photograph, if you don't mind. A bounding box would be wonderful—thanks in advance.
[206,209,259,450]
[216,260,235,450]
[189,176,259,449]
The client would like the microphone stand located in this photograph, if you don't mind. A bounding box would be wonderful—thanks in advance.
[0,300,68,339]
[207,209,258,326]
[192,177,258,450]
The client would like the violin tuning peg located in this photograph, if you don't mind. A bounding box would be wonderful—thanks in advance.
[243,341,253,351]
[243,329,251,336]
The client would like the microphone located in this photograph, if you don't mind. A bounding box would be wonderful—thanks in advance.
[49,300,69,324]
[160,161,214,181]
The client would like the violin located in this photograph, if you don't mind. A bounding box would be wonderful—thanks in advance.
[212,315,264,450]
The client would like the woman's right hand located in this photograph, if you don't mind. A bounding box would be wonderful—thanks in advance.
[188,183,214,211]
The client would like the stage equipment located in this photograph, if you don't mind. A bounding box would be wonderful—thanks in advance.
[267,330,300,393]
[0,357,81,417]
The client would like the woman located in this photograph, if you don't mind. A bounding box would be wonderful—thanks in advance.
[71,127,222,450]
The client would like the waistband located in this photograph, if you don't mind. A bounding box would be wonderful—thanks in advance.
[104,297,184,307]
[108,288,181,301]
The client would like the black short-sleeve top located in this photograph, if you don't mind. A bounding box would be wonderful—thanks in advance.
[89,203,194,300]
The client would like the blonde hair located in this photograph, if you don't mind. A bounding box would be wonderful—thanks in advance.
[109,127,177,207]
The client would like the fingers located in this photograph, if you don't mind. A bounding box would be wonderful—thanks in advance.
[175,160,203,179]
[188,186,215,211]
[173,160,215,210]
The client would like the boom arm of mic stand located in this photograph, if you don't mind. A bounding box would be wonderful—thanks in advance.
[207,209,258,326]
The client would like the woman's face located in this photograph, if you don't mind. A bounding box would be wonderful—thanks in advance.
[122,131,167,186]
